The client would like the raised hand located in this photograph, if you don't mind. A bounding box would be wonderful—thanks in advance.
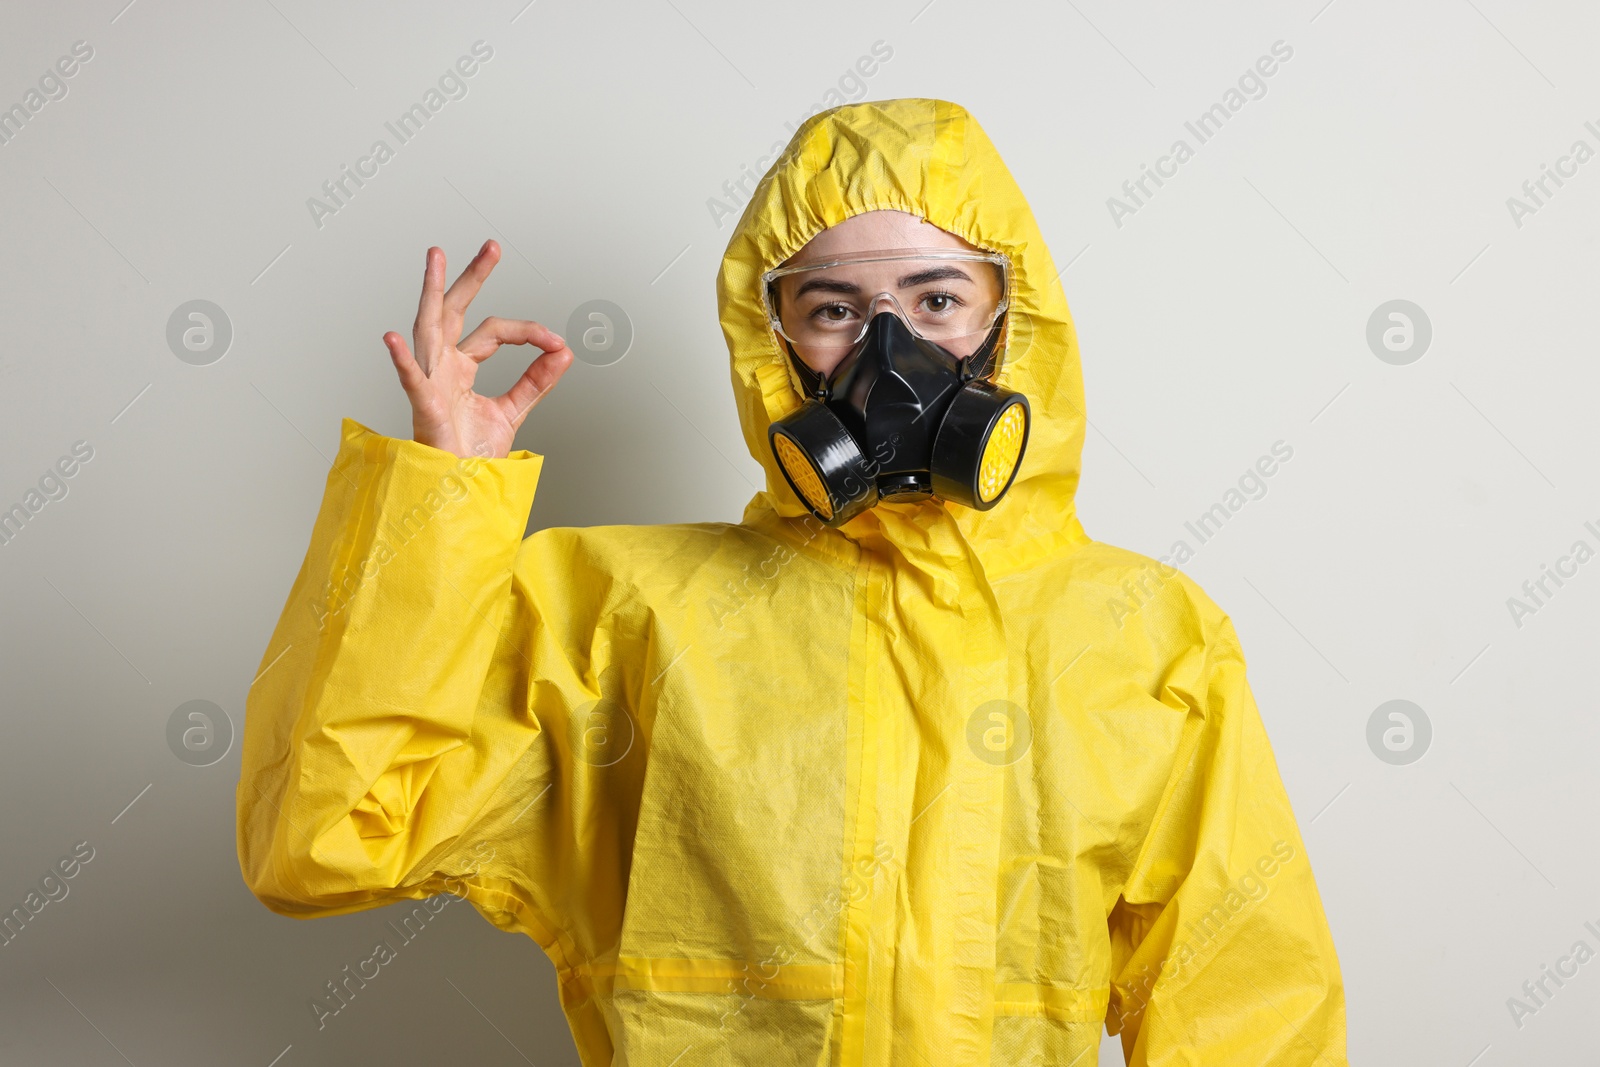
[382,240,574,459]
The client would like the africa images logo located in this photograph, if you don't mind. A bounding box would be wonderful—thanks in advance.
[1106,40,1295,228]
[304,41,494,230]
[0,40,94,150]
[704,40,894,228]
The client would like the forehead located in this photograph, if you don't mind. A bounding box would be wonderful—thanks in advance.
[783,209,977,268]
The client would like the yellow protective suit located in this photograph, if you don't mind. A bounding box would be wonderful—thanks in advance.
[237,98,1347,1065]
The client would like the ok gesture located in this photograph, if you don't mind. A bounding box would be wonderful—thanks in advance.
[383,240,573,459]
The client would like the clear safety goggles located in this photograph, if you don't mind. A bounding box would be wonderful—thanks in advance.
[762,248,1010,356]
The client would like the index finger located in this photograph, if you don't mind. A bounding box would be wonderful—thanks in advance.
[458,316,566,362]
[413,246,446,377]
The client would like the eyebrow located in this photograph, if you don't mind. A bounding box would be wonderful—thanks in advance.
[791,264,976,299]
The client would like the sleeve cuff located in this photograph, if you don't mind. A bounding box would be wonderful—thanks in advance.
[334,417,544,526]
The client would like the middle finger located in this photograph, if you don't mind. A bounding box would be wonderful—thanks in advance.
[442,239,501,342]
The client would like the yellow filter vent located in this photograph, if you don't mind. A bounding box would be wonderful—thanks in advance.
[977,402,1026,503]
[774,434,833,519]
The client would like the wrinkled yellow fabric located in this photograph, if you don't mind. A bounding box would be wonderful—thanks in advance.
[237,98,1347,1065]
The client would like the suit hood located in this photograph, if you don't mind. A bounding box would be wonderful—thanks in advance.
[716,98,1088,569]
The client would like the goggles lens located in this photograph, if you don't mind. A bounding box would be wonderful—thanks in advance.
[764,249,1009,355]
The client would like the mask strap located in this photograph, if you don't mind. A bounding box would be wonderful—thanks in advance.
[960,320,1006,383]
[783,338,828,399]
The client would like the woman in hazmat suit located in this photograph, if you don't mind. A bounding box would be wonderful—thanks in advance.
[237,97,1348,1065]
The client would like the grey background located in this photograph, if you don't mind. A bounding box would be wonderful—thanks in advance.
[1,0,1595,1063]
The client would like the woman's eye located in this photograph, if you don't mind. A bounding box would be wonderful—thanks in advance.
[921,292,959,314]
[815,304,854,323]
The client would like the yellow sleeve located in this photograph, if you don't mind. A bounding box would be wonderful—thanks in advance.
[1105,616,1348,1065]
[235,417,567,939]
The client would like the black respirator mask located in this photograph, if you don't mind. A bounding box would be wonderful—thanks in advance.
[763,249,1031,527]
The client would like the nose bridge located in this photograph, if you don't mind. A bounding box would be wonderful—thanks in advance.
[866,290,909,324]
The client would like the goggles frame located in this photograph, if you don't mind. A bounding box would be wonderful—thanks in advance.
[761,248,1012,353]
